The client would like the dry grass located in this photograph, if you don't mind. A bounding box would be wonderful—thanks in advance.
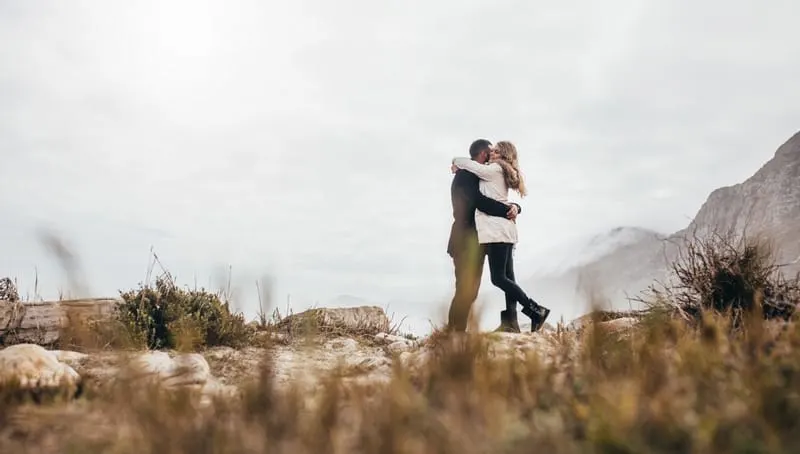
[0,309,799,453]
[3,230,800,453]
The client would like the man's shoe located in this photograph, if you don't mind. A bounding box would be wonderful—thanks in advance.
[493,310,521,333]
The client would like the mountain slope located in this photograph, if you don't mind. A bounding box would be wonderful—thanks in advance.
[524,130,800,314]
[529,226,666,278]
[681,130,800,269]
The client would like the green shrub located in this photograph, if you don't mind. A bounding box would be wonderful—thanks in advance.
[116,274,251,350]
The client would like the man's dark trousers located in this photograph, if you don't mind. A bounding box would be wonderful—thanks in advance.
[447,226,485,332]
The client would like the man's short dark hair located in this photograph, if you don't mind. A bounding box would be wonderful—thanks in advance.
[469,139,492,158]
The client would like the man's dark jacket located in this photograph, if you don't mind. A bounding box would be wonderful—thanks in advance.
[447,167,521,257]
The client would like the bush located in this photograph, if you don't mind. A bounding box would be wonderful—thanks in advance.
[641,229,800,326]
[116,273,252,350]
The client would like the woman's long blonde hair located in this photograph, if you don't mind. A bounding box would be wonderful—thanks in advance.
[491,141,527,197]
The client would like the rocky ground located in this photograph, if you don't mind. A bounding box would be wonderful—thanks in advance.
[0,306,633,409]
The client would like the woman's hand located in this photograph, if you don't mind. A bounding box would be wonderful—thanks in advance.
[451,163,458,173]
[506,204,519,220]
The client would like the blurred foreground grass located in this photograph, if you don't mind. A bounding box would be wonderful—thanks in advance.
[3,309,800,453]
[2,231,800,453]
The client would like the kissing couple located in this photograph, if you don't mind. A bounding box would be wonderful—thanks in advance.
[446,139,550,333]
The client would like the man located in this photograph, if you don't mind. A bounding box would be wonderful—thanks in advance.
[446,139,522,332]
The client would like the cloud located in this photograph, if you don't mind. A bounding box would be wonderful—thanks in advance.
[1,0,799,331]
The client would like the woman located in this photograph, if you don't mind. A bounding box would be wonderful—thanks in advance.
[451,141,550,333]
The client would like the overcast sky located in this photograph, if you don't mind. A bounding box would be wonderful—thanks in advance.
[2,0,799,333]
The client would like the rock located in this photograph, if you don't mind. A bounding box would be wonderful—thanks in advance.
[484,332,562,362]
[119,351,175,382]
[268,334,393,390]
[398,350,415,367]
[0,344,82,399]
[252,331,289,345]
[203,346,266,387]
[344,354,391,375]
[165,353,212,387]
[277,306,390,335]
[322,337,391,372]
[119,351,208,386]
[567,310,647,332]
[324,337,359,353]
[116,351,237,404]
[0,298,119,345]
[375,333,419,353]
[0,277,19,302]
[375,332,417,354]
[396,329,577,377]
[374,333,407,344]
[50,350,90,368]
[598,317,638,334]
[387,340,413,354]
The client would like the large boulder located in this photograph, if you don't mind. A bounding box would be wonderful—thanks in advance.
[119,351,211,386]
[277,306,391,336]
[0,344,84,400]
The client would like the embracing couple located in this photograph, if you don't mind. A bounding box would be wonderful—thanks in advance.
[446,139,550,333]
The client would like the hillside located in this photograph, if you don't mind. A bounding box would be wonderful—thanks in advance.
[527,226,666,278]
[683,130,800,270]
[525,130,800,313]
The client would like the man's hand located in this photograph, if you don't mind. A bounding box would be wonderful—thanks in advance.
[506,204,519,221]
[451,163,458,174]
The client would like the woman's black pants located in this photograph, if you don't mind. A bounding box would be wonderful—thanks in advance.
[486,242,530,312]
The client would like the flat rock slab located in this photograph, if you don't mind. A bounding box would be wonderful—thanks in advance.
[568,310,647,332]
[0,298,119,345]
[277,306,391,336]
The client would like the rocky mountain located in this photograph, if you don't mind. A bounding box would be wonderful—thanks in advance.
[684,130,800,269]
[525,130,800,313]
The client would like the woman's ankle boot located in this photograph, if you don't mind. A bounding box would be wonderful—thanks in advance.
[522,300,551,333]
